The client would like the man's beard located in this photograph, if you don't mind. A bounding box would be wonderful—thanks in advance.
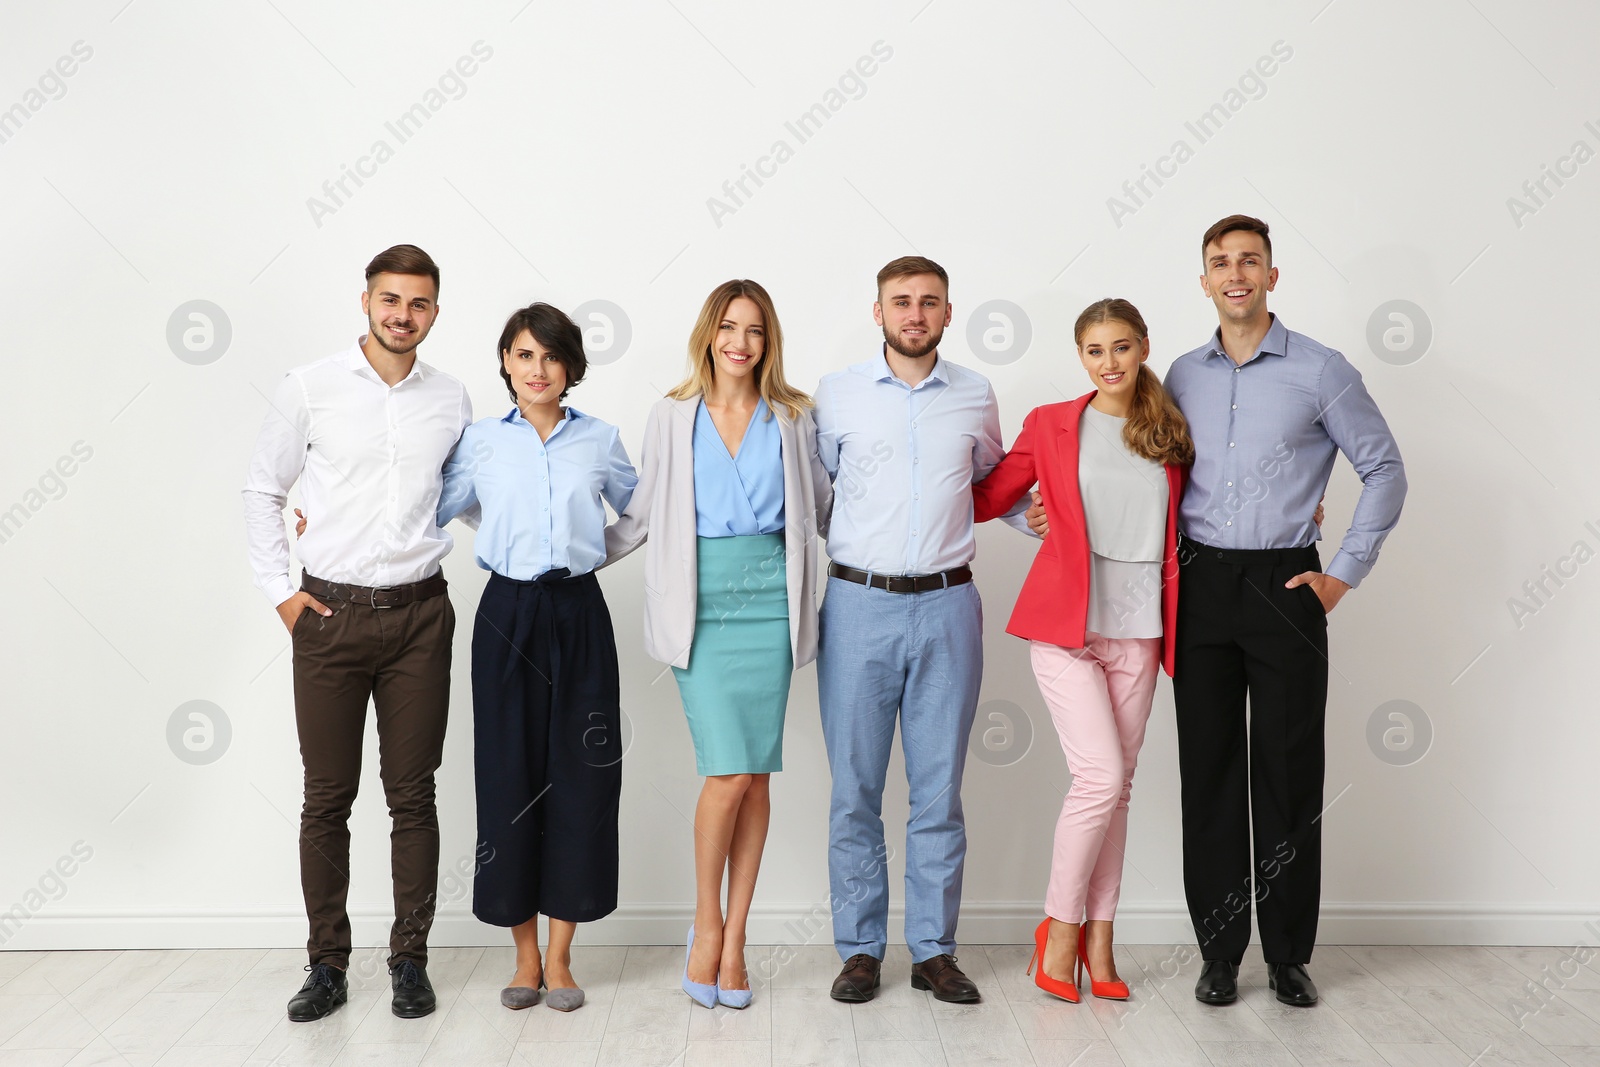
[370,316,422,355]
[883,323,941,359]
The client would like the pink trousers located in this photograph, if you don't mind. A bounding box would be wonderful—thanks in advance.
[1030,633,1162,923]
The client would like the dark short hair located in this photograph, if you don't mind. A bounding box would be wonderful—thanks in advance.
[364,244,440,295]
[1201,215,1272,263]
[876,255,949,296]
[497,303,588,401]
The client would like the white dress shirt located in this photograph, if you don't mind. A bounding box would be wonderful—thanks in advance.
[813,349,1028,575]
[242,339,472,606]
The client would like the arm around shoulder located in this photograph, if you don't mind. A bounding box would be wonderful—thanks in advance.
[800,407,833,542]
[600,402,661,566]
[973,407,1041,525]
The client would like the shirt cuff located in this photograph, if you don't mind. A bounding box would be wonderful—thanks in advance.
[261,574,299,609]
[1325,551,1371,590]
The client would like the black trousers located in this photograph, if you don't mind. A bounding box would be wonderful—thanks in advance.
[471,570,622,927]
[1173,538,1328,965]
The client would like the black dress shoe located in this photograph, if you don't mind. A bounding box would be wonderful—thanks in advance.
[910,954,981,1003]
[1194,960,1238,1005]
[391,960,437,1018]
[829,953,882,1002]
[1268,963,1318,1006]
[287,963,348,1022]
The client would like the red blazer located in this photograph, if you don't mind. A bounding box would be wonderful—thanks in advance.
[973,392,1187,677]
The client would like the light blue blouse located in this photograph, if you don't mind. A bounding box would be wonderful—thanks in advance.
[692,398,785,537]
[437,406,636,579]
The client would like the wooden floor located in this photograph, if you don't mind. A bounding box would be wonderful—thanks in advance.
[1,943,1597,1066]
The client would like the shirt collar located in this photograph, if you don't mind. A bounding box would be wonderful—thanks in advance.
[870,344,949,388]
[342,336,427,385]
[1203,314,1287,365]
[505,404,582,435]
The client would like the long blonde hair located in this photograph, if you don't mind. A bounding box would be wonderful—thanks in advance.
[1074,298,1194,467]
[668,279,812,420]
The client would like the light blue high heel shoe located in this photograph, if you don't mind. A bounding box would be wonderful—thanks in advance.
[717,971,753,1010]
[681,925,719,1009]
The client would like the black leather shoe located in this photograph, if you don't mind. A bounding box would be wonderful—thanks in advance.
[910,954,981,1003]
[391,960,437,1018]
[829,953,882,1002]
[1268,963,1318,1006]
[287,963,348,1022]
[1194,960,1238,1005]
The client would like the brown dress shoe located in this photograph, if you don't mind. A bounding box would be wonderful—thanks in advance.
[911,954,980,1003]
[829,953,882,1002]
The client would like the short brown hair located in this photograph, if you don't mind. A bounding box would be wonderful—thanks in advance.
[365,244,440,295]
[876,255,948,296]
[497,303,587,401]
[1201,215,1271,263]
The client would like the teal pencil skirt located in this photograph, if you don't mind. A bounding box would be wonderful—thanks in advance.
[672,533,793,775]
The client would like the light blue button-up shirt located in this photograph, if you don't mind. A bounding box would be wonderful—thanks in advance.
[692,397,785,537]
[437,406,637,579]
[1164,315,1406,588]
[814,349,1026,575]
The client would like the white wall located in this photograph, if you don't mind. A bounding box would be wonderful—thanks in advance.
[3,0,1597,954]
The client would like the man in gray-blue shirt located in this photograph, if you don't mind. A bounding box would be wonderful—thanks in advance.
[1168,215,1405,1007]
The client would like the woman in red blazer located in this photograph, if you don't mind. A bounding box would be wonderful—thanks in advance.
[974,299,1193,1005]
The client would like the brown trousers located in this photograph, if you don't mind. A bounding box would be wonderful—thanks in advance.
[291,585,454,968]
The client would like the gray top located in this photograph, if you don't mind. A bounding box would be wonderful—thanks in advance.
[1077,405,1168,563]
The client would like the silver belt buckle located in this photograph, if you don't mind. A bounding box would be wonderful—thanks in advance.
[370,586,394,609]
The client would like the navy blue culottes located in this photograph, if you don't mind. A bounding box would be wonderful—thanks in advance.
[470,569,622,926]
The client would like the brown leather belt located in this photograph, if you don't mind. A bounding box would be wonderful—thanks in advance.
[301,569,448,609]
[827,562,972,594]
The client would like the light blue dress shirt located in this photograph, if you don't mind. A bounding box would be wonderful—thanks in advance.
[814,349,1029,575]
[1164,315,1406,588]
[692,397,785,537]
[437,406,637,579]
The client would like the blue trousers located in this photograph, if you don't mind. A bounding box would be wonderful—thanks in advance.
[817,576,983,963]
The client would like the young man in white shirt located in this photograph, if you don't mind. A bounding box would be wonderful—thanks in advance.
[242,245,472,1021]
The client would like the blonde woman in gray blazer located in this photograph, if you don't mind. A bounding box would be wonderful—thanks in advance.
[604,279,831,1008]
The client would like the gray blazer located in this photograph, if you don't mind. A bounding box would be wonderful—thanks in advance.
[602,395,833,670]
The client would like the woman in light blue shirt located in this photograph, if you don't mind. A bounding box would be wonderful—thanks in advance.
[437,302,636,1014]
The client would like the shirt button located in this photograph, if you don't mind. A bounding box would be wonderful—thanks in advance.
[1226,520,1233,527]
[1229,442,1235,447]
[1227,481,1233,487]
[1231,404,1237,410]
[1234,368,1240,373]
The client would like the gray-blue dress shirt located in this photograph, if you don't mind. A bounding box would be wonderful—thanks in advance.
[1163,315,1406,588]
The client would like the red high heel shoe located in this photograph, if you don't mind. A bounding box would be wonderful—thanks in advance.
[1025,918,1080,1003]
[1077,925,1130,1000]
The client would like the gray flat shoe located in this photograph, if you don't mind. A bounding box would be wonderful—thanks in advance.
[545,986,585,1012]
[500,985,542,1009]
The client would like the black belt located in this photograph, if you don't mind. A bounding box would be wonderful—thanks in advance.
[828,562,972,594]
[1178,536,1320,566]
[301,569,448,609]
